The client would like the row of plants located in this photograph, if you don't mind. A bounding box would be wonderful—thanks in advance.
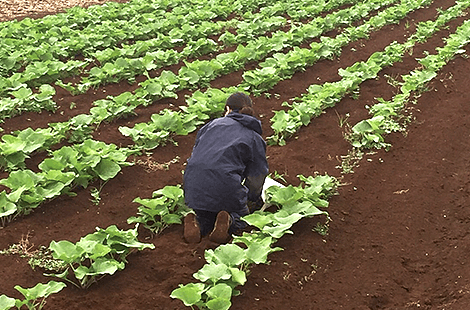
[76,0,360,90]
[0,0,268,75]
[2,11,286,96]
[241,0,433,97]
[0,0,359,98]
[0,0,363,123]
[0,139,136,226]
[267,0,470,146]
[0,0,393,168]
[346,18,470,152]
[171,174,338,309]
[0,84,57,123]
[74,14,286,92]
[79,0,360,65]
[135,0,400,101]
[0,224,155,309]
[117,0,402,148]
[118,0,428,150]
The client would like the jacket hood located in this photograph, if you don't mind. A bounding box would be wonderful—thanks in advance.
[226,112,263,135]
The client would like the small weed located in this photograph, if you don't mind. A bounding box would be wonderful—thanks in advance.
[313,220,330,236]
[137,155,180,172]
[0,233,66,272]
[335,110,350,128]
[404,20,410,29]
[90,181,108,205]
[271,170,287,183]
[336,148,364,174]
[350,88,360,100]
[384,73,401,88]
[90,187,102,205]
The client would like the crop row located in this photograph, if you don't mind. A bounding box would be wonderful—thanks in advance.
[0,0,403,171]
[170,1,470,308]
[0,0,463,231]
[0,0,273,73]
[121,0,431,149]
[0,0,358,121]
[2,0,470,308]
[347,18,470,152]
[0,0,440,226]
[268,0,470,145]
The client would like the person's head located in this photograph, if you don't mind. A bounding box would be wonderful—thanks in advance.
[225,92,255,116]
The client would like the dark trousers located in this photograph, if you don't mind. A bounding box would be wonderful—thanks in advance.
[194,206,250,236]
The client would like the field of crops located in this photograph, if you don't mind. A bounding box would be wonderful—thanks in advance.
[1,0,470,309]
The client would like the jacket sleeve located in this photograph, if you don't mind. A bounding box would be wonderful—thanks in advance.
[244,135,269,204]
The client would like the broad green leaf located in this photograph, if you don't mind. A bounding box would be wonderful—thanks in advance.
[35,84,56,101]
[2,153,27,170]
[162,213,182,225]
[153,185,183,200]
[280,201,313,216]
[11,87,32,100]
[75,257,124,280]
[0,135,26,155]
[206,297,231,310]
[94,158,121,181]
[43,170,75,185]
[36,181,67,199]
[144,82,163,96]
[193,262,231,284]
[228,267,246,286]
[0,170,41,190]
[245,241,283,265]
[6,186,27,203]
[92,257,125,274]
[0,294,16,310]
[263,222,294,239]
[0,191,16,218]
[268,185,304,205]
[76,239,111,259]
[179,66,200,84]
[20,129,49,153]
[205,244,245,267]
[49,240,83,264]
[133,197,167,211]
[273,212,303,226]
[14,281,66,301]
[205,283,232,300]
[170,283,205,306]
[242,212,273,230]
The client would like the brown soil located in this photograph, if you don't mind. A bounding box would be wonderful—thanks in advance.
[1,0,470,309]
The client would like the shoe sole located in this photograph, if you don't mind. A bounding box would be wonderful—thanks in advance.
[184,213,201,243]
[209,211,231,243]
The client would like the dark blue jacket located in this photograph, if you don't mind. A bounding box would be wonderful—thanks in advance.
[184,112,269,213]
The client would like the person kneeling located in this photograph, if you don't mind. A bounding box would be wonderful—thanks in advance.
[183,92,268,243]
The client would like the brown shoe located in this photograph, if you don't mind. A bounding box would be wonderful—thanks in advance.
[184,213,201,243]
[209,211,231,243]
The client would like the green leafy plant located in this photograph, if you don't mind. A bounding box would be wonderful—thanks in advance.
[172,174,338,309]
[345,3,470,155]
[0,281,66,310]
[127,185,190,236]
[46,225,154,289]
[0,233,67,272]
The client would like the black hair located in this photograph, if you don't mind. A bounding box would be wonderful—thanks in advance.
[226,92,253,111]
